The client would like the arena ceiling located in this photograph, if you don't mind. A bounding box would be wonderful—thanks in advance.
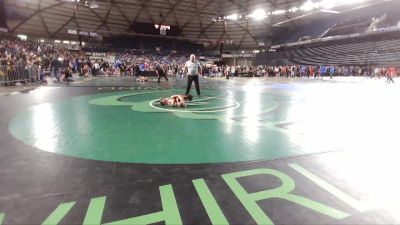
[3,0,384,49]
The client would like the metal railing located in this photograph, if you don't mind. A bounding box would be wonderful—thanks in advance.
[0,65,40,85]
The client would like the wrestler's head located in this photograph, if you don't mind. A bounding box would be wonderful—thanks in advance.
[159,98,169,106]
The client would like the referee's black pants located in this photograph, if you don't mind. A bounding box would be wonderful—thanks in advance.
[185,75,200,96]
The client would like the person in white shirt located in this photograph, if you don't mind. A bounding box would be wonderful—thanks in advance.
[184,54,202,96]
[370,67,381,79]
[93,61,100,76]
[231,66,235,76]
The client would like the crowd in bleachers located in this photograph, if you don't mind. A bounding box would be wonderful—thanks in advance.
[110,49,191,77]
[0,37,97,83]
[0,37,212,84]
[1,38,52,83]
[1,36,399,85]
[0,38,199,83]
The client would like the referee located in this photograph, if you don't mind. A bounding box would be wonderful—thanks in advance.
[184,54,202,96]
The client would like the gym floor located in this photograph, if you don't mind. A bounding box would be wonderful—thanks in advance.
[0,76,399,225]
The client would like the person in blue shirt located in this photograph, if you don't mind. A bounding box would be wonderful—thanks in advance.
[321,65,327,77]
[300,65,306,77]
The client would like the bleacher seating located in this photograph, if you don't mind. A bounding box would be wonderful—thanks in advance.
[323,16,377,37]
[273,19,336,45]
[256,37,400,66]
[379,14,400,28]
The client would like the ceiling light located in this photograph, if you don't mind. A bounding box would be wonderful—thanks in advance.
[272,9,285,15]
[344,0,367,4]
[251,9,266,21]
[17,34,27,41]
[318,0,337,9]
[227,13,238,20]
[300,0,316,11]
